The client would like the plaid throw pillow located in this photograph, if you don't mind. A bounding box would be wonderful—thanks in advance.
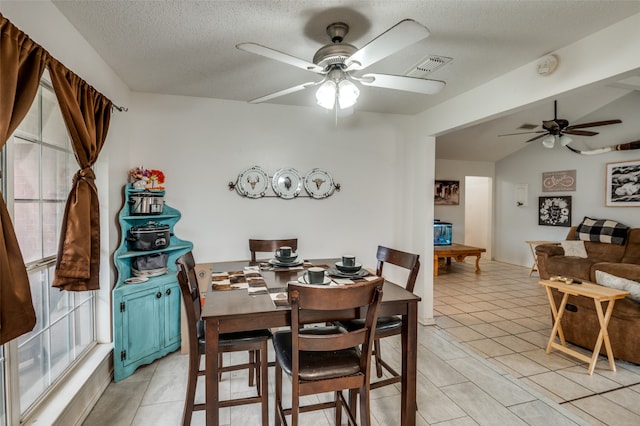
[575,217,629,245]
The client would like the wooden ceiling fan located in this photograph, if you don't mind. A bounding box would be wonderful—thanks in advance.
[499,100,622,148]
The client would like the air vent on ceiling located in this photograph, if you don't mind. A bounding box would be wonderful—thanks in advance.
[405,55,452,78]
[518,123,538,130]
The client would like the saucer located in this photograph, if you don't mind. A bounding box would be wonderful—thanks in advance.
[297,275,332,285]
[335,261,362,273]
[275,253,298,263]
[269,258,303,267]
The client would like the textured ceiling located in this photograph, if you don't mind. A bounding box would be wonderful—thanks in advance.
[49,0,640,160]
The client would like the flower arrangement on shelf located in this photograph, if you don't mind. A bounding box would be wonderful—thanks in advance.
[129,166,165,191]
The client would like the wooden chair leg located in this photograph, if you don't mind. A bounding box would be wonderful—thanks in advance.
[249,350,256,387]
[374,339,383,378]
[182,353,199,426]
[275,362,283,426]
[359,386,371,426]
[259,343,269,426]
[335,391,342,425]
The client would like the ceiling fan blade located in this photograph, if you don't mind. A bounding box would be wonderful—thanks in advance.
[564,129,599,136]
[498,130,544,137]
[237,42,324,73]
[249,82,317,104]
[345,19,430,71]
[526,133,549,143]
[566,119,622,130]
[359,73,445,94]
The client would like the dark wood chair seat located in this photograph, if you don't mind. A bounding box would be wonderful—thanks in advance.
[273,326,362,380]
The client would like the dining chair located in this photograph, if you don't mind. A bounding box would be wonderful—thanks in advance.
[339,246,420,390]
[175,252,271,426]
[273,277,384,426]
[249,238,298,262]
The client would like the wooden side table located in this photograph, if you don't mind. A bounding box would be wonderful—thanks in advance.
[539,279,629,375]
[525,240,557,276]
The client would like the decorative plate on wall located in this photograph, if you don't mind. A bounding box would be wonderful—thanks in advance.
[272,168,303,199]
[236,166,270,198]
[304,169,335,199]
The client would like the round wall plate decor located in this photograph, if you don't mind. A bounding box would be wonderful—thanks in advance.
[304,169,335,199]
[236,166,270,198]
[272,168,303,199]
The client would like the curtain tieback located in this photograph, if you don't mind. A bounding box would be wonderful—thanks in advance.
[73,167,95,184]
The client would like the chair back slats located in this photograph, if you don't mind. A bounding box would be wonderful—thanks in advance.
[249,238,298,262]
[376,245,420,292]
[299,328,368,352]
[288,278,384,363]
[176,252,202,338]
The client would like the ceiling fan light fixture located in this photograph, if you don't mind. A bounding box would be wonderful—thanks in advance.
[542,134,556,148]
[316,80,336,109]
[560,135,573,146]
[337,79,360,109]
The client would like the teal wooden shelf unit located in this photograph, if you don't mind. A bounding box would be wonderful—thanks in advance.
[112,184,193,382]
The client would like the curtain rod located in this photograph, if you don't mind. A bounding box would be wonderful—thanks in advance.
[112,104,128,112]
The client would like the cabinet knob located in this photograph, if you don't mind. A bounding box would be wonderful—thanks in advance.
[165,288,171,296]
[156,292,162,299]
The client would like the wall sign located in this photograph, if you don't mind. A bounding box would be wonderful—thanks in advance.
[542,170,576,192]
[538,196,572,227]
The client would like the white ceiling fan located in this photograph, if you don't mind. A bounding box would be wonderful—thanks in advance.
[236,19,446,110]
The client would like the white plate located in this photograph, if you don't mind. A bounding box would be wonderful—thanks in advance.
[124,276,149,284]
[304,169,335,199]
[236,166,270,198]
[272,168,303,199]
[297,275,332,285]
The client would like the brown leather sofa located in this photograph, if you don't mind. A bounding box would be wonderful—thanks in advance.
[536,226,640,365]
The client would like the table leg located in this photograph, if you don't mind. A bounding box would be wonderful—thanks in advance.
[433,255,439,276]
[474,255,481,274]
[545,290,569,353]
[401,301,418,426]
[589,299,618,374]
[205,319,220,426]
[528,243,537,276]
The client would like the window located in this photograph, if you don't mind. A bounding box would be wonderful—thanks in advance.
[1,78,96,419]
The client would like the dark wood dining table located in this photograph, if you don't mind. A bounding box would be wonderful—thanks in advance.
[200,258,421,426]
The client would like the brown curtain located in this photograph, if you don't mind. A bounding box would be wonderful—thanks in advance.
[49,58,112,291]
[0,15,48,343]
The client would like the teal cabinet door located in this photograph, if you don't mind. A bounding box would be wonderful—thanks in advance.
[121,288,162,368]
[163,282,182,348]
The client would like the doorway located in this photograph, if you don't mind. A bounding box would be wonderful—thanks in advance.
[464,176,492,260]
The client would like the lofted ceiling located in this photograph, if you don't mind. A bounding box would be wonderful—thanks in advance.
[48,0,640,161]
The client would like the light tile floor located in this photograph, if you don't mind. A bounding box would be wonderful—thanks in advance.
[84,260,640,425]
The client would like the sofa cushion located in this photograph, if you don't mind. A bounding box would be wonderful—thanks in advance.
[576,217,629,245]
[595,270,640,302]
[561,240,588,258]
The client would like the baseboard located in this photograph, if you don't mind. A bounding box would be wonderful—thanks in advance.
[23,344,113,426]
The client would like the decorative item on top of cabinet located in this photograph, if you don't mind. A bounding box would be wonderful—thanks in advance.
[112,183,192,382]
[228,166,340,199]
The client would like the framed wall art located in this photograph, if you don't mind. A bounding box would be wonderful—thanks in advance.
[605,159,640,207]
[434,180,460,205]
[542,170,576,192]
[538,196,572,227]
